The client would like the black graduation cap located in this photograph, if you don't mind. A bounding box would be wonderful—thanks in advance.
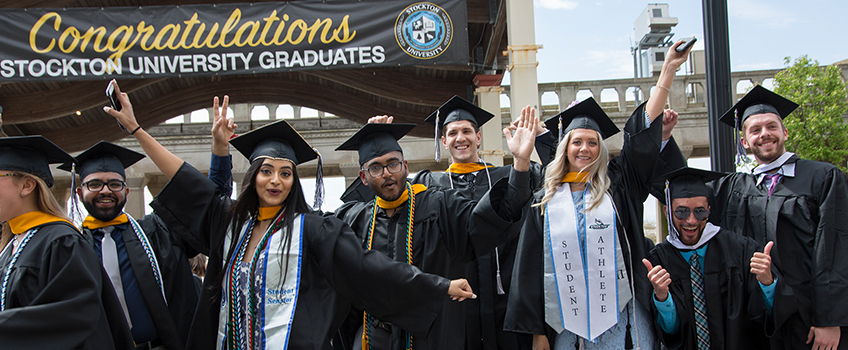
[0,136,74,188]
[58,141,144,181]
[424,96,494,132]
[544,98,619,141]
[229,119,317,165]
[719,85,798,130]
[335,123,416,165]
[658,167,726,200]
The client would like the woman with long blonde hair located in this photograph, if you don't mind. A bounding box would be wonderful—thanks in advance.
[0,136,133,349]
[504,41,692,350]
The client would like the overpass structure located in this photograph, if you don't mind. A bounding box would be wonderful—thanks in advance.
[47,63,848,222]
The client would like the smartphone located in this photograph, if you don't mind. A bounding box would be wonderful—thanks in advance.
[105,80,127,131]
[675,37,697,52]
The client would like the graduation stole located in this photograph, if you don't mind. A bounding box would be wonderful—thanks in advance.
[83,213,168,304]
[446,162,494,174]
[543,186,631,341]
[0,227,38,311]
[362,182,423,350]
[561,172,590,183]
[219,211,305,350]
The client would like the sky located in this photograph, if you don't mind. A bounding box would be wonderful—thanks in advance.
[147,0,848,219]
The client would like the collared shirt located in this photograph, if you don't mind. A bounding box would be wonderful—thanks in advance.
[92,223,159,343]
[652,243,777,334]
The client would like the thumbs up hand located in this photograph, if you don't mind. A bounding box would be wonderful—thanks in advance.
[751,241,775,286]
[643,259,672,302]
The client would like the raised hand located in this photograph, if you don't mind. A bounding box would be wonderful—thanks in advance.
[504,105,536,172]
[750,241,774,286]
[662,109,679,141]
[211,95,237,156]
[643,258,672,301]
[448,278,476,302]
[367,115,393,124]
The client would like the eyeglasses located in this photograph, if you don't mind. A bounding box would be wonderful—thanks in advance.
[672,207,710,221]
[363,161,404,177]
[82,180,126,192]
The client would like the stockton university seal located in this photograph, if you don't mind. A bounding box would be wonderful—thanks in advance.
[395,2,454,59]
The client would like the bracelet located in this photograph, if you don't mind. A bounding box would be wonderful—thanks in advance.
[656,83,671,92]
[130,125,142,135]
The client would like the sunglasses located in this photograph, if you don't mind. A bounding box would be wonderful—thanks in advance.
[672,207,710,221]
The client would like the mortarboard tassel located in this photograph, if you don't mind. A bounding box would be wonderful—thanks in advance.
[734,109,751,167]
[557,116,564,143]
[664,179,676,241]
[434,110,441,161]
[312,148,325,211]
[69,162,85,229]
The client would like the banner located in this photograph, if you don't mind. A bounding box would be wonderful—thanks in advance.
[0,0,468,81]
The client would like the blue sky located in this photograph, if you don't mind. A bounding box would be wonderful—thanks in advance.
[528,0,848,83]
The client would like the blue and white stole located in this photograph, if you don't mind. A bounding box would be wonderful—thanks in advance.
[216,213,305,350]
[543,185,631,341]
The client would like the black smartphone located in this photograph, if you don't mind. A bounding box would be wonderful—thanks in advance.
[675,37,697,52]
[105,80,127,131]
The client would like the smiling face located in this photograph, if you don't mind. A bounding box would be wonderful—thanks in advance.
[566,128,601,172]
[79,172,128,222]
[669,196,710,246]
[359,151,409,202]
[441,120,482,164]
[741,113,788,165]
[254,158,294,207]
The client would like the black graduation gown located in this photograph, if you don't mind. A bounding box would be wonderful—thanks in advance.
[411,164,543,350]
[150,162,450,350]
[708,156,848,348]
[645,230,780,350]
[331,168,532,350]
[505,103,662,340]
[0,221,133,349]
[82,213,199,350]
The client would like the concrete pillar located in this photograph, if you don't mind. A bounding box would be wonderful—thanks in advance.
[292,106,302,119]
[680,145,694,160]
[616,86,627,112]
[264,103,279,119]
[589,87,602,103]
[339,162,362,187]
[183,113,192,123]
[557,85,577,110]
[669,79,687,110]
[206,108,215,122]
[232,103,251,123]
[124,174,149,219]
[474,74,506,166]
[505,0,541,121]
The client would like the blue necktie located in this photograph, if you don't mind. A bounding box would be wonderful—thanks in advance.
[690,251,710,350]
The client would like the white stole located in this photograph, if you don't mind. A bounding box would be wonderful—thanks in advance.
[216,213,305,350]
[543,186,631,341]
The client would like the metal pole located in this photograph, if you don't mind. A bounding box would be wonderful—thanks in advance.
[702,0,735,172]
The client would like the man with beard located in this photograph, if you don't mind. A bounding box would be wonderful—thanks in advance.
[330,119,536,350]
[61,141,204,350]
[706,86,848,350]
[643,167,787,350]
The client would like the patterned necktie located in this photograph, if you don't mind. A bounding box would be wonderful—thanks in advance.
[689,251,710,350]
[463,172,476,196]
[763,173,782,196]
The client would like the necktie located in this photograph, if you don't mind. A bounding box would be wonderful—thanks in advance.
[763,173,782,196]
[689,251,710,350]
[100,227,132,328]
[463,172,476,196]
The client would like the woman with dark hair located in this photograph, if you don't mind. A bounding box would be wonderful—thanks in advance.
[0,136,133,349]
[103,84,474,350]
[505,41,692,350]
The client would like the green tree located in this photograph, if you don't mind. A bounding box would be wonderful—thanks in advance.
[773,55,848,174]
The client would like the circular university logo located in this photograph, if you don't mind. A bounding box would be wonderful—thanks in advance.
[395,2,453,59]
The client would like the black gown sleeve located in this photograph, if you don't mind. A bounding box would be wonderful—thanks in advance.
[503,194,549,336]
[0,227,133,349]
[306,215,448,338]
[469,168,533,255]
[811,166,848,326]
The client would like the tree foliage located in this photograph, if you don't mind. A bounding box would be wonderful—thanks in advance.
[773,55,848,174]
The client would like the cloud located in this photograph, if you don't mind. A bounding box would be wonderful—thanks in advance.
[727,0,799,28]
[583,49,634,79]
[535,0,579,10]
